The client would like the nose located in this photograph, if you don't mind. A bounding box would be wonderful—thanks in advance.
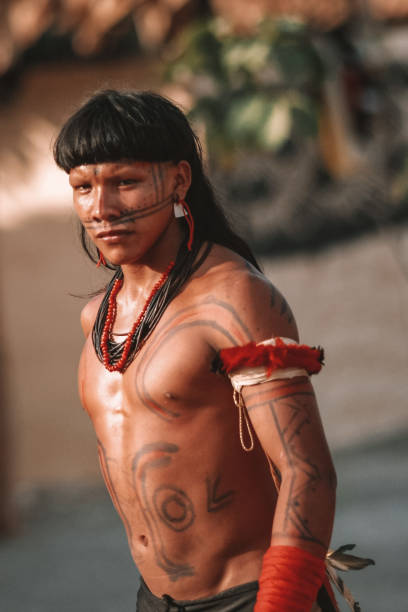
[91,186,120,222]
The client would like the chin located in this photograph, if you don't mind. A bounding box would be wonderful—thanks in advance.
[101,238,163,267]
[99,244,138,264]
[106,249,149,267]
[107,254,137,267]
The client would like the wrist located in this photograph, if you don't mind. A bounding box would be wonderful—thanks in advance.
[255,545,326,612]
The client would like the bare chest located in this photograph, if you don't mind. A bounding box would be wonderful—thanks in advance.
[78,313,227,436]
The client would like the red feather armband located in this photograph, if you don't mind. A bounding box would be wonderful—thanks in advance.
[213,338,324,453]
[218,337,324,377]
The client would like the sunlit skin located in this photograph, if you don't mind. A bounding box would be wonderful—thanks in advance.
[73,161,336,601]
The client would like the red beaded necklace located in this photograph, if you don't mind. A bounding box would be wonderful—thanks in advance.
[101,261,175,373]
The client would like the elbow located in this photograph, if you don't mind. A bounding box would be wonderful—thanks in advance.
[319,465,337,519]
[280,464,337,503]
[316,451,337,493]
[325,464,337,492]
[319,462,337,503]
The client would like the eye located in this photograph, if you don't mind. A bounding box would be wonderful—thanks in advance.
[74,183,92,192]
[118,178,138,186]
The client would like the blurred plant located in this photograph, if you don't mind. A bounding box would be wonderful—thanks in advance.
[166,17,325,161]
[390,144,408,210]
[166,16,408,253]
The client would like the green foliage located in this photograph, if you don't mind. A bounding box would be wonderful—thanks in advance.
[166,17,324,160]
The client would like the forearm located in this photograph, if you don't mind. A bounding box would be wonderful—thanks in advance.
[271,468,336,556]
[243,376,337,610]
[254,471,336,611]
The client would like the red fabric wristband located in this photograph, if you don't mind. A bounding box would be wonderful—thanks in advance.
[255,545,326,612]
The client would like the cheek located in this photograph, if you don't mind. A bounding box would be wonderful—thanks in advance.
[137,207,173,236]
[140,173,169,203]
[73,205,87,225]
[138,182,159,205]
[73,199,97,229]
[73,195,93,220]
[138,193,155,209]
[125,186,166,213]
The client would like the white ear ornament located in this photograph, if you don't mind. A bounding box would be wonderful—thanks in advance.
[173,202,185,218]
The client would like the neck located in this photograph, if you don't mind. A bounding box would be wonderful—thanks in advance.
[120,223,183,300]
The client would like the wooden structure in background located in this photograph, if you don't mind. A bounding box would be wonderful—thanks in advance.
[1,0,408,79]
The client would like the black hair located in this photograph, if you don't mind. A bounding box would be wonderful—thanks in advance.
[54,89,261,270]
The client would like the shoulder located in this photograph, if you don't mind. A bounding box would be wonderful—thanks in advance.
[80,294,104,338]
[192,245,299,349]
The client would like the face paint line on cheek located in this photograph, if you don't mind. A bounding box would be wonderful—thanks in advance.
[81,195,174,229]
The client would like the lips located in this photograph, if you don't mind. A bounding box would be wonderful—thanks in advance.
[96,228,133,239]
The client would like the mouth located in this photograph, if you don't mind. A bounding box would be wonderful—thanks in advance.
[96,228,134,241]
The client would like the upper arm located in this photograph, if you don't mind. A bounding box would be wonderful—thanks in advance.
[206,261,336,549]
[207,263,299,352]
[207,263,335,484]
[80,295,103,338]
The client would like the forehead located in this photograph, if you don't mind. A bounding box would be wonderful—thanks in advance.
[69,161,153,177]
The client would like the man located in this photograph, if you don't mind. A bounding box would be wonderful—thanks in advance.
[54,90,338,611]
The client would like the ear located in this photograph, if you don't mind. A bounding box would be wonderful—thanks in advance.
[174,160,192,200]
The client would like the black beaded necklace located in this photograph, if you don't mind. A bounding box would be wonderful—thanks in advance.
[92,239,212,372]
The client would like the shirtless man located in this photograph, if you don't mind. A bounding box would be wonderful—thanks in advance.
[54,90,337,611]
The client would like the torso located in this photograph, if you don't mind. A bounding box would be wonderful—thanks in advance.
[79,246,279,599]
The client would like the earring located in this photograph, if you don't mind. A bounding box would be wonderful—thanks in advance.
[183,200,194,251]
[173,202,185,218]
[96,250,106,267]
[173,194,185,218]
[173,195,194,251]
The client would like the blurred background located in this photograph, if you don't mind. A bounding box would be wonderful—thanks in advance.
[1,1,408,611]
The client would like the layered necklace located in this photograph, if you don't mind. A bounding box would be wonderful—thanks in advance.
[92,239,211,373]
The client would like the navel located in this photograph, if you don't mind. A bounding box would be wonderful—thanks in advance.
[139,535,148,547]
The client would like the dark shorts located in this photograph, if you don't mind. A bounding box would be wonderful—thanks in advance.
[136,579,339,612]
[136,579,258,611]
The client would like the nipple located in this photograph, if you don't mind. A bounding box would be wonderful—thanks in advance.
[164,391,177,401]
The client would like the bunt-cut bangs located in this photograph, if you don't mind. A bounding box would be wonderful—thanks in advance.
[53,90,195,172]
